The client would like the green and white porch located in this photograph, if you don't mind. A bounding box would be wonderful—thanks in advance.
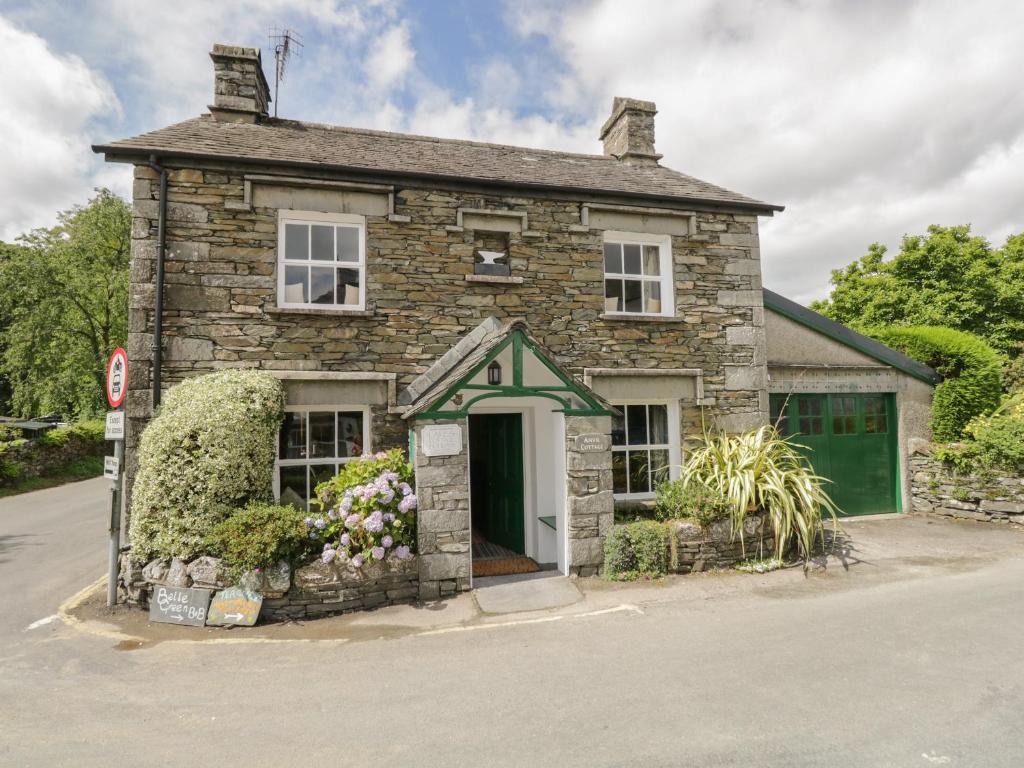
[400,318,616,599]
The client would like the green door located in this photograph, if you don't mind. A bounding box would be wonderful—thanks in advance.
[770,393,899,517]
[469,413,525,554]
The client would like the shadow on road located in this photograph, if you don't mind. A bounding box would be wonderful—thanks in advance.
[0,533,42,565]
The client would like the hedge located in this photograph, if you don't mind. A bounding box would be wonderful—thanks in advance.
[129,370,285,561]
[604,521,669,580]
[867,326,1003,440]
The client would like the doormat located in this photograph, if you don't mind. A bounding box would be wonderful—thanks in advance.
[473,556,541,578]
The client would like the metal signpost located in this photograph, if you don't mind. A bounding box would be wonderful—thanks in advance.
[105,348,128,608]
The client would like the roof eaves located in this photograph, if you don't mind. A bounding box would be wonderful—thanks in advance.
[763,289,941,385]
[90,142,785,215]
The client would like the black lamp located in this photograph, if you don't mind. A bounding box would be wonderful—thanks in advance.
[487,361,502,385]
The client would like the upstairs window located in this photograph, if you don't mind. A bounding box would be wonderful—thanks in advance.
[603,232,673,317]
[278,211,365,310]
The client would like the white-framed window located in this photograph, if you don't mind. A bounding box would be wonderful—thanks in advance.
[602,231,674,317]
[277,210,366,310]
[275,405,370,509]
[610,400,681,499]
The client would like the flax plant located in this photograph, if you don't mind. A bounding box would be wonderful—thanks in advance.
[680,425,840,562]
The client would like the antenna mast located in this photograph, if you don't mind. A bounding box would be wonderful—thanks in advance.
[269,28,303,118]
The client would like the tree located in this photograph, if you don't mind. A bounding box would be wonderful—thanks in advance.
[810,225,1024,356]
[0,190,131,418]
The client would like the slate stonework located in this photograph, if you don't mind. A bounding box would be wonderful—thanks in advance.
[910,449,1024,526]
[122,161,769,524]
[670,512,776,573]
[565,415,615,576]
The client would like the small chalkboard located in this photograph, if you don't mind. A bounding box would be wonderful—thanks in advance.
[149,585,212,627]
[206,587,263,627]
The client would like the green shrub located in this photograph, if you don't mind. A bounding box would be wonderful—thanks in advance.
[129,370,286,561]
[681,426,839,562]
[654,478,729,526]
[952,393,1024,471]
[38,419,104,449]
[0,424,21,443]
[867,326,1003,440]
[204,502,313,577]
[603,520,669,580]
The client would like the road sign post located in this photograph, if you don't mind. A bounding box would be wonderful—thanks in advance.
[105,348,128,608]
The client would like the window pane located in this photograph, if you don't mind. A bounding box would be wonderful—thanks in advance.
[310,225,334,261]
[628,450,651,494]
[279,466,308,510]
[603,242,623,273]
[611,410,626,446]
[279,411,307,459]
[309,411,336,458]
[864,414,887,434]
[770,397,790,435]
[623,279,643,313]
[623,244,642,274]
[644,281,663,314]
[337,411,364,458]
[799,398,823,417]
[310,267,335,304]
[284,265,309,304]
[604,279,623,312]
[612,451,628,494]
[648,404,668,445]
[285,223,309,260]
[336,268,361,306]
[337,226,360,262]
[626,404,648,445]
[650,448,670,486]
[309,463,337,500]
[643,245,661,276]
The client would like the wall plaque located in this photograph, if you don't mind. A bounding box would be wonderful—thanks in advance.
[149,586,212,627]
[575,434,609,453]
[421,424,463,457]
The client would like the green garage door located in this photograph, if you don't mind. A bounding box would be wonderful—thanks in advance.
[769,393,900,517]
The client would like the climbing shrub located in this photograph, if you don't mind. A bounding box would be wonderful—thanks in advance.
[129,370,285,561]
[603,520,669,580]
[867,326,1002,440]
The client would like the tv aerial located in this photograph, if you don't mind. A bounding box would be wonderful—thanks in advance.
[269,28,303,117]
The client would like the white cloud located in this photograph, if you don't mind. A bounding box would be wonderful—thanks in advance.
[0,16,120,241]
[364,22,415,93]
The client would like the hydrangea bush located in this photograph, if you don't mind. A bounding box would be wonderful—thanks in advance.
[129,370,285,560]
[307,449,417,568]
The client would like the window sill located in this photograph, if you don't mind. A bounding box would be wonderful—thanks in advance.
[600,313,684,323]
[267,306,373,317]
[465,274,524,285]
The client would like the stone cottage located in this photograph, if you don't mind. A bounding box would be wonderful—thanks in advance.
[94,44,935,600]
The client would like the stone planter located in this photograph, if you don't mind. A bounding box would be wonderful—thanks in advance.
[669,511,776,573]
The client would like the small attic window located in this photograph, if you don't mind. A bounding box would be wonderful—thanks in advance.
[473,231,511,277]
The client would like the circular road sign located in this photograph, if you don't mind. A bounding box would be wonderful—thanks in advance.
[106,347,128,409]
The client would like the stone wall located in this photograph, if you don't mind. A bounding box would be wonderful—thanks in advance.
[910,449,1024,525]
[565,415,614,576]
[413,419,472,598]
[0,430,106,487]
[119,552,418,622]
[123,159,769,521]
[669,512,776,573]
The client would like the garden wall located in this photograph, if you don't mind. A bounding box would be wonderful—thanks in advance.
[0,424,106,487]
[119,552,419,622]
[909,445,1024,525]
[669,512,777,573]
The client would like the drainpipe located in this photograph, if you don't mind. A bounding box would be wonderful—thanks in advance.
[146,155,168,409]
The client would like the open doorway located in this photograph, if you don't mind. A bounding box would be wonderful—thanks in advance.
[468,413,540,577]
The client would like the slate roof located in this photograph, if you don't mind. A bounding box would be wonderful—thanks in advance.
[93,115,782,213]
[763,289,941,385]
[399,317,613,418]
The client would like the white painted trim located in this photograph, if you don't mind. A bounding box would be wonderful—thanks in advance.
[601,231,675,318]
[273,404,372,503]
[609,399,681,502]
[276,210,367,311]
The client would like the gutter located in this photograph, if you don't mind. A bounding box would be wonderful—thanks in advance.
[92,144,785,216]
[145,155,168,409]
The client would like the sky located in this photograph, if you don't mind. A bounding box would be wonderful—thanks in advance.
[1,0,1022,304]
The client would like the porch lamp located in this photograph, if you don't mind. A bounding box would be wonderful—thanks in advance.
[487,361,502,385]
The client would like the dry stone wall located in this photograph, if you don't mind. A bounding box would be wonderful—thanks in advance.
[910,449,1024,526]
[669,513,776,573]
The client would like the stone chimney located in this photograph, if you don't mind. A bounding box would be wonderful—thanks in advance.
[208,44,271,123]
[599,97,662,166]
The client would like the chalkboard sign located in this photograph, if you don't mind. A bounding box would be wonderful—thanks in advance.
[206,587,263,627]
[149,585,212,627]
